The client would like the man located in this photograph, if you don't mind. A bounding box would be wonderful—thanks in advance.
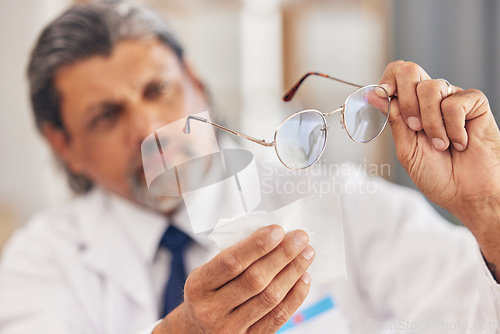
[0,1,499,333]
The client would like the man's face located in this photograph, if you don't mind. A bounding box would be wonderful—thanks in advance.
[52,38,209,212]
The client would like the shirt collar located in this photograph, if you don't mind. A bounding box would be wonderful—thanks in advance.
[104,190,167,265]
[90,136,241,261]
[102,189,217,265]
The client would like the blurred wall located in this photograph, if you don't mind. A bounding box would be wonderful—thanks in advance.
[147,0,393,167]
[392,0,500,222]
[0,0,393,251]
[3,0,496,249]
[393,0,499,119]
[0,0,72,252]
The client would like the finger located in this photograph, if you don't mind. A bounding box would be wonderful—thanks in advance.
[248,273,311,334]
[230,244,314,327]
[378,60,431,131]
[442,101,467,151]
[441,88,490,151]
[196,225,285,291]
[367,86,391,115]
[382,95,420,164]
[377,60,404,96]
[416,79,452,150]
[440,87,471,152]
[220,230,310,307]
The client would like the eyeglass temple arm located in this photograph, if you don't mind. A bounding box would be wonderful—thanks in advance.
[183,116,275,147]
[283,72,364,102]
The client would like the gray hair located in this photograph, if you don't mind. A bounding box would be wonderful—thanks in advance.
[28,0,185,193]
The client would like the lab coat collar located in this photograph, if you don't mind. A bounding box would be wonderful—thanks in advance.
[78,188,158,311]
[106,190,216,255]
[77,187,217,310]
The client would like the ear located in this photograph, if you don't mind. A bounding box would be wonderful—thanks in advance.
[42,123,84,175]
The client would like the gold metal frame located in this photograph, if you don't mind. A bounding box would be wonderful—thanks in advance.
[273,109,328,170]
[336,84,390,144]
[183,76,391,170]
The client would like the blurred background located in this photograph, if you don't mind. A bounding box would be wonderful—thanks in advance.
[0,0,498,252]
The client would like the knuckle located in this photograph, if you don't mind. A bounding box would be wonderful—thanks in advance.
[402,61,419,71]
[421,122,442,135]
[281,243,298,262]
[244,266,268,292]
[467,88,489,105]
[398,61,420,76]
[416,80,438,95]
[467,88,483,97]
[184,269,206,301]
[253,236,269,255]
[220,250,243,276]
[441,100,464,117]
[290,255,308,272]
[259,284,283,309]
[399,100,417,115]
[270,303,292,328]
[183,274,197,298]
[389,59,406,69]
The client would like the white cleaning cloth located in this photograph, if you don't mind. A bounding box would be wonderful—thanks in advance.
[208,194,346,285]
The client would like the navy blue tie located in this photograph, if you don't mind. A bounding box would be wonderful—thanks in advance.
[159,225,192,316]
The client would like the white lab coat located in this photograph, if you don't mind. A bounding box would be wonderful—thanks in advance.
[0,167,499,334]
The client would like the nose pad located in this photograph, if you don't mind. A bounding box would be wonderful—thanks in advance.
[339,110,345,130]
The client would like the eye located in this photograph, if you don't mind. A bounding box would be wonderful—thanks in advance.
[90,104,122,129]
[144,81,171,100]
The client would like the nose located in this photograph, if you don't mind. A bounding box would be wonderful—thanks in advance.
[128,103,166,149]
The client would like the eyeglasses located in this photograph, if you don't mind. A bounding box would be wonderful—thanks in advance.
[184,72,391,170]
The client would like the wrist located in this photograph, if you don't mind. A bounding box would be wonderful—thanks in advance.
[454,195,500,237]
[152,306,184,334]
[153,303,202,334]
[454,195,500,281]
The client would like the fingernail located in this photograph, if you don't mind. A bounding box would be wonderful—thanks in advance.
[453,142,465,151]
[301,245,315,261]
[300,272,311,285]
[294,230,308,247]
[376,84,390,97]
[432,138,446,150]
[407,117,422,131]
[270,227,284,241]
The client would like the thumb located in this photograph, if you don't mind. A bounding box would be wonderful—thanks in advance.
[366,85,415,156]
[386,96,418,160]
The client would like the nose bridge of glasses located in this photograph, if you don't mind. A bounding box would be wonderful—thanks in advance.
[323,107,343,117]
[322,107,345,129]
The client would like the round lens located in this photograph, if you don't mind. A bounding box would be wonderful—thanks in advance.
[275,110,327,170]
[343,85,390,143]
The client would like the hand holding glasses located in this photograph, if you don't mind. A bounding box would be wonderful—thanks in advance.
[184,72,391,170]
